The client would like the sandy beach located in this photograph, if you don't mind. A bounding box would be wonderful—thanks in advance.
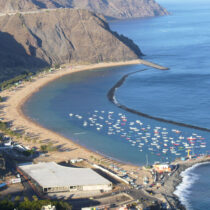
[1,58,185,207]
[0,60,147,169]
[2,59,210,209]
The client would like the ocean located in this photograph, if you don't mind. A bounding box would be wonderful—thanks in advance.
[23,0,210,208]
[174,162,210,210]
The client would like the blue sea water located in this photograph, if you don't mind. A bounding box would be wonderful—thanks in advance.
[174,162,210,210]
[110,0,210,128]
[23,0,210,208]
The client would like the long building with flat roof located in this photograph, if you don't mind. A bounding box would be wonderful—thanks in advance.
[18,162,112,193]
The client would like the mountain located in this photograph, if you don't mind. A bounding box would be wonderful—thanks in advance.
[0,8,142,81]
[69,0,169,19]
[0,31,47,82]
[0,0,169,19]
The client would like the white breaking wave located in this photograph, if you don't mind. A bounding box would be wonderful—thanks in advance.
[174,162,210,210]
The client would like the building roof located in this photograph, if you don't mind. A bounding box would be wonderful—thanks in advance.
[19,162,111,188]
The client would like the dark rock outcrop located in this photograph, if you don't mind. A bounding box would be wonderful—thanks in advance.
[0,0,169,19]
[0,31,48,82]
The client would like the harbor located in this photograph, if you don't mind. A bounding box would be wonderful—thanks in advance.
[0,60,209,209]
[69,109,208,163]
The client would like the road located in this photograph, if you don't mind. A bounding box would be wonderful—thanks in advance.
[65,185,160,209]
[0,8,64,17]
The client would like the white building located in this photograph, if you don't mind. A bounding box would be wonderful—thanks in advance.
[18,162,112,193]
[41,205,56,210]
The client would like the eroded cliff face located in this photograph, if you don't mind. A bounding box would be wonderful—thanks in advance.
[0,0,70,13]
[0,1,152,81]
[0,9,142,72]
[69,0,169,19]
[0,0,169,19]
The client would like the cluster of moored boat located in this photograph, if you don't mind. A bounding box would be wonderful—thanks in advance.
[69,110,207,159]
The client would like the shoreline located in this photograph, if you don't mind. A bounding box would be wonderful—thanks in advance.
[157,156,210,209]
[106,67,210,209]
[0,60,149,169]
[174,161,210,209]
[1,59,210,208]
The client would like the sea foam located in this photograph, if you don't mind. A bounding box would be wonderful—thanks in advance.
[174,162,210,210]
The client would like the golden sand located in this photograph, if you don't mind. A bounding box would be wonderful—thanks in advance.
[0,60,145,170]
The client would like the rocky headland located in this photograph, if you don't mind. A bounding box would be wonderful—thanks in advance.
[0,0,169,81]
[0,0,169,20]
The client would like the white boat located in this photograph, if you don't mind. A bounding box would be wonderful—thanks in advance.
[83,121,88,126]
[200,145,206,148]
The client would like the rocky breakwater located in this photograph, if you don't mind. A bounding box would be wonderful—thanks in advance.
[155,156,210,209]
[0,8,142,81]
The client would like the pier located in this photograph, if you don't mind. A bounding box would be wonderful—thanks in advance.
[139,59,169,70]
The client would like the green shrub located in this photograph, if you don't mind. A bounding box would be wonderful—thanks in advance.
[23,150,34,157]
[0,198,72,210]
[40,143,57,152]
[0,121,8,131]
[0,72,33,90]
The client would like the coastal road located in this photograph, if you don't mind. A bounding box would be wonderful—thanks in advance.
[0,8,64,17]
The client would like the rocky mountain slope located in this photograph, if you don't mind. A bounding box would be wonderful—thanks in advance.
[70,0,169,19]
[0,8,142,81]
[0,0,169,19]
